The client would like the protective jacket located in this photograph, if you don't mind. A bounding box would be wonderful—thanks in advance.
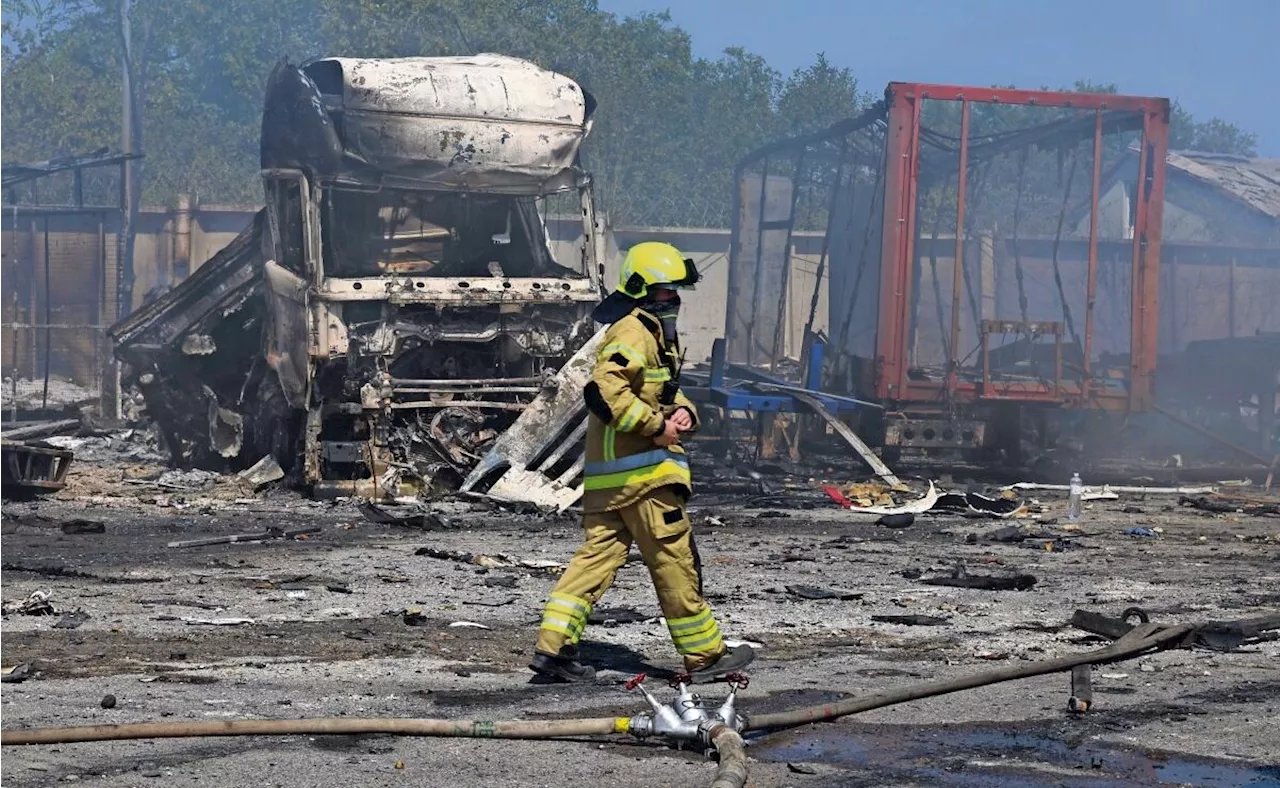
[581,307,698,513]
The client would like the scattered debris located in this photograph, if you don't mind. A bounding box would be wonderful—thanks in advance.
[1124,527,1159,538]
[1,663,33,683]
[2,562,167,585]
[1,440,74,498]
[1070,608,1150,639]
[876,513,916,528]
[138,601,225,611]
[936,491,1029,519]
[39,429,165,464]
[358,501,454,530]
[461,596,517,608]
[871,614,950,626]
[52,611,90,629]
[1,419,80,441]
[587,607,654,626]
[447,621,491,630]
[237,455,284,489]
[785,585,862,601]
[921,565,1037,591]
[826,481,1032,520]
[482,575,519,589]
[100,694,117,709]
[2,590,57,616]
[823,481,940,515]
[154,468,222,490]
[413,546,564,573]
[180,617,255,626]
[59,520,106,534]
[1179,493,1280,517]
[1235,532,1280,544]
[984,524,1062,543]
[787,762,819,775]
[167,525,321,548]
[1071,608,1280,653]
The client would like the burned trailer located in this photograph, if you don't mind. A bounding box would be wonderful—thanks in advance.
[728,83,1171,459]
[258,55,606,497]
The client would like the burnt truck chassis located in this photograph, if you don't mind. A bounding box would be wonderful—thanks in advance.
[260,169,604,497]
[112,56,606,497]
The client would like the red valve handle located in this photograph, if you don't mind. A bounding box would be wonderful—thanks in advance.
[625,673,647,691]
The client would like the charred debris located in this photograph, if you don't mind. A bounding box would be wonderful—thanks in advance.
[110,55,607,501]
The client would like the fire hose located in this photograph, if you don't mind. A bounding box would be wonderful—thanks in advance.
[0,622,1197,788]
[743,621,1192,732]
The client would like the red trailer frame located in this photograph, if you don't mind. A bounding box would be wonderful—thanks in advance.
[874,83,1170,413]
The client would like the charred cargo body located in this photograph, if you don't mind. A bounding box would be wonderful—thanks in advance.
[114,55,606,496]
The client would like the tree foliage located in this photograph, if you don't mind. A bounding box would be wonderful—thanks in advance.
[1,0,1261,225]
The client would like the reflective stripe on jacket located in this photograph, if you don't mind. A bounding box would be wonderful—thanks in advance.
[582,309,698,513]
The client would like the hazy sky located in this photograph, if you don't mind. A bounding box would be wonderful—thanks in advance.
[597,0,1278,156]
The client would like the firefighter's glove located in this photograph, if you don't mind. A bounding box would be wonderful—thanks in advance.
[668,408,694,432]
[653,419,683,447]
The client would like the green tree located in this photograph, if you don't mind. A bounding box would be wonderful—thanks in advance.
[1170,103,1257,155]
[776,52,871,138]
[1,0,90,54]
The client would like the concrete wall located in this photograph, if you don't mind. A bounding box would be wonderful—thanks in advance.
[131,203,257,309]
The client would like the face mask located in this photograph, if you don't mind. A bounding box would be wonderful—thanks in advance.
[645,292,680,343]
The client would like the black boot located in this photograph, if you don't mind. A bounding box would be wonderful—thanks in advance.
[529,646,596,683]
[689,644,755,684]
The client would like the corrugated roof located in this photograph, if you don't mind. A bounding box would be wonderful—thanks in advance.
[1,149,141,189]
[1166,150,1280,220]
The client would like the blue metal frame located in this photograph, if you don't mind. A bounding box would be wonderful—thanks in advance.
[693,334,862,414]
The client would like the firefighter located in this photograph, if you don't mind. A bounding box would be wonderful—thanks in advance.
[530,242,756,684]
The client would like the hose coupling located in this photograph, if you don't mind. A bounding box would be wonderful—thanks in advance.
[624,673,746,744]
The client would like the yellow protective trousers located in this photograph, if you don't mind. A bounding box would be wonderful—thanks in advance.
[535,485,725,671]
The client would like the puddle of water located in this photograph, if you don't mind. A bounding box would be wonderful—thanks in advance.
[749,721,1280,787]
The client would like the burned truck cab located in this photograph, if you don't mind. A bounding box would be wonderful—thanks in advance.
[259,55,605,496]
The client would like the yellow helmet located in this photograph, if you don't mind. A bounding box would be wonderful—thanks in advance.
[618,242,700,298]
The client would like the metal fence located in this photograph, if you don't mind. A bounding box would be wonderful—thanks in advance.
[2,208,119,416]
[2,152,136,418]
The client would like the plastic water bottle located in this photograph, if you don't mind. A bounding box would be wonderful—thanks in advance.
[1067,472,1084,521]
